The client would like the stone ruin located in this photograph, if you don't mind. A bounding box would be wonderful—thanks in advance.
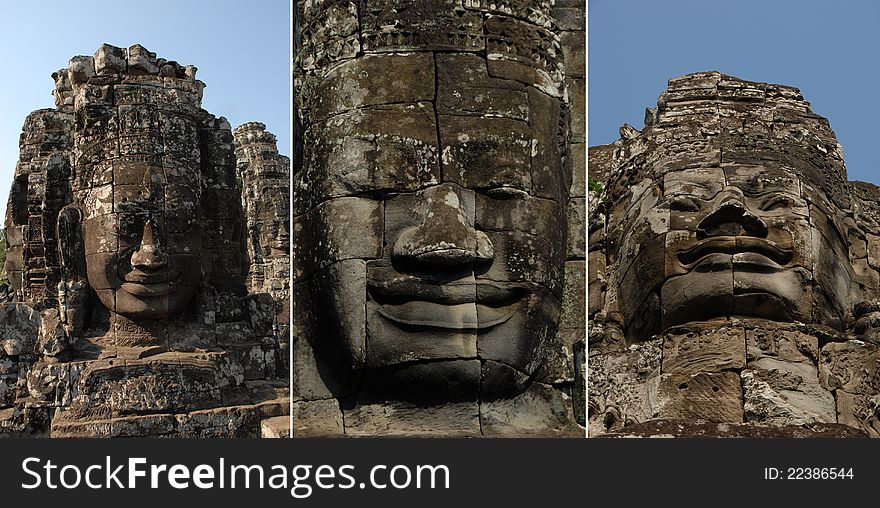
[293,0,586,437]
[589,72,880,437]
[0,44,290,437]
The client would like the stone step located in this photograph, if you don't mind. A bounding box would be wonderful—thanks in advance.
[49,397,290,437]
[260,415,289,438]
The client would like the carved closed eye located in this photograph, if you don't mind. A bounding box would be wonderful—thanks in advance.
[759,194,795,211]
[669,195,700,212]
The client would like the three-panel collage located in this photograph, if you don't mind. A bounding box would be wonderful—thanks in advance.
[1,0,878,439]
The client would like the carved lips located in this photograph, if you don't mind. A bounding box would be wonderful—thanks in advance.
[369,280,526,331]
[677,236,795,271]
[120,280,176,297]
[120,267,182,297]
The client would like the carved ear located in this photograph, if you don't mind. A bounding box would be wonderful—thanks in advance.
[57,206,87,280]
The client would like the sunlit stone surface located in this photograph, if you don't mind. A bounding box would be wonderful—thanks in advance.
[590,72,880,438]
[0,44,289,437]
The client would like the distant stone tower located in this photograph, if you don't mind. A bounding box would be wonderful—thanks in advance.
[235,122,290,294]
[235,122,291,369]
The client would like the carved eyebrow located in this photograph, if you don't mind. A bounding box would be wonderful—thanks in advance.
[727,178,799,195]
[743,188,803,200]
[663,185,805,205]
[664,186,719,197]
[663,185,723,200]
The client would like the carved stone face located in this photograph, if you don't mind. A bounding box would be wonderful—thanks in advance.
[617,164,852,338]
[262,201,289,258]
[299,55,567,400]
[82,167,202,320]
[362,180,564,399]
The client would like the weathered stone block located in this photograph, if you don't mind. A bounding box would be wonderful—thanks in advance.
[742,360,835,425]
[538,329,576,384]
[293,398,345,437]
[529,87,568,201]
[478,230,562,295]
[63,353,245,419]
[661,322,746,376]
[292,293,334,402]
[228,343,278,381]
[560,31,585,79]
[552,6,585,31]
[746,323,819,364]
[588,339,662,435]
[67,55,96,85]
[293,197,383,281]
[820,341,880,394]
[437,54,528,120]
[587,251,606,317]
[360,0,484,53]
[260,415,289,438]
[485,16,561,97]
[297,104,439,213]
[439,115,531,192]
[570,143,585,198]
[127,44,159,75]
[296,0,361,71]
[835,390,880,438]
[567,197,585,258]
[110,414,177,437]
[560,261,585,330]
[481,382,583,437]
[868,234,880,270]
[295,259,366,397]
[657,371,743,423]
[0,375,17,408]
[175,405,260,438]
[567,77,585,139]
[601,419,867,438]
[344,401,482,437]
[308,53,435,122]
[51,416,113,438]
[0,304,40,355]
[475,192,564,235]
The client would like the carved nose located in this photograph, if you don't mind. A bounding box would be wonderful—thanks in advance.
[392,186,494,269]
[130,221,168,271]
[697,197,768,239]
[394,231,494,267]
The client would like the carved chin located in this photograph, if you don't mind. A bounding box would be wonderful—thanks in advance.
[360,284,559,400]
[95,285,199,319]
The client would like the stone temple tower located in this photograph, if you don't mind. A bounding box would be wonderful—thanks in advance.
[234,121,291,376]
[0,44,289,437]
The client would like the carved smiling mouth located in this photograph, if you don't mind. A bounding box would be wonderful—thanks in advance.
[677,236,794,269]
[369,281,527,330]
[120,272,181,297]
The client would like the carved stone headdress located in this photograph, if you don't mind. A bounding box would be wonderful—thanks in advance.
[4,44,248,315]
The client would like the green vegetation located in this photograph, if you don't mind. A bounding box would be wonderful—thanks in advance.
[588,176,605,203]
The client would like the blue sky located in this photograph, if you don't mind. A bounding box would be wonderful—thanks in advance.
[589,0,880,185]
[0,0,290,220]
